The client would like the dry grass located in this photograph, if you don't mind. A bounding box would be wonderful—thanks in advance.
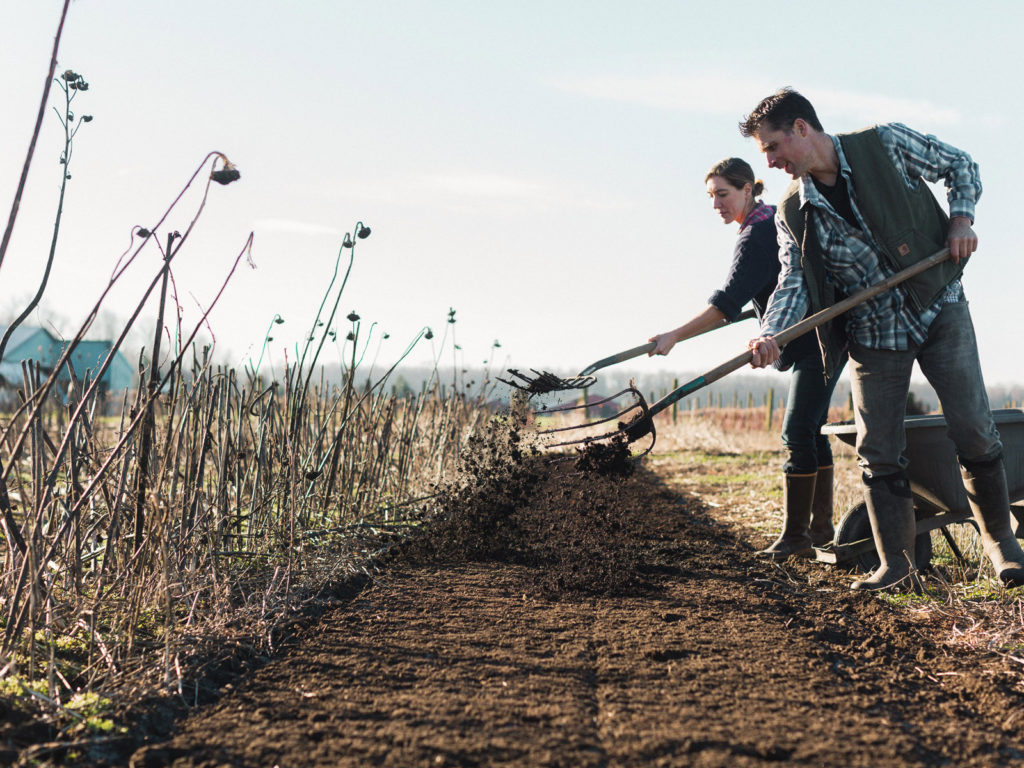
[895,579,1024,662]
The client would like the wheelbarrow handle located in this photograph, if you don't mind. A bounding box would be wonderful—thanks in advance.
[643,248,953,420]
[578,308,758,376]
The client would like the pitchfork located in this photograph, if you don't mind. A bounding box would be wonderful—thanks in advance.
[501,309,756,458]
[535,248,955,454]
[498,308,756,397]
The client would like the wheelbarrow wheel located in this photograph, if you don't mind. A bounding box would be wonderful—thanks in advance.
[834,502,933,573]
[1012,504,1024,539]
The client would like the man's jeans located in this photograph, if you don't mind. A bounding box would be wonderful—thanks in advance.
[781,351,845,474]
[848,300,1001,478]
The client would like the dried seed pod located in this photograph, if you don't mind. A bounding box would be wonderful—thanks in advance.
[211,168,241,185]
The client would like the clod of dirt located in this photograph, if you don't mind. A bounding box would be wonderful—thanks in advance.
[573,433,634,477]
[622,410,654,442]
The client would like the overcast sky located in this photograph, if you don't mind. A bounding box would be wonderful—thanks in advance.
[2,1,1022,389]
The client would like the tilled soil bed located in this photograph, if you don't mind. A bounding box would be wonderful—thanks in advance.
[117,448,1024,768]
[14,442,1024,767]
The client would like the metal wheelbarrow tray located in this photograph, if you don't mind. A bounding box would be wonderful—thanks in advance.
[815,408,1024,570]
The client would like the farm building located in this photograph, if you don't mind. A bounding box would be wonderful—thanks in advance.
[0,324,134,394]
[61,340,135,393]
[0,325,58,385]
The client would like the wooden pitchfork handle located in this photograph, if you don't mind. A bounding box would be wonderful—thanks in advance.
[578,308,758,376]
[637,247,953,424]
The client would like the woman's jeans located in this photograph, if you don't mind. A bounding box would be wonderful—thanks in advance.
[781,349,846,475]
[847,300,1001,479]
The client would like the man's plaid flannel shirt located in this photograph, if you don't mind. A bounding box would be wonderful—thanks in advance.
[760,122,980,350]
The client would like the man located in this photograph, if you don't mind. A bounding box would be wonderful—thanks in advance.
[739,87,1024,591]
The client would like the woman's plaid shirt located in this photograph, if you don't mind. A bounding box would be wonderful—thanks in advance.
[760,122,979,351]
[739,200,775,233]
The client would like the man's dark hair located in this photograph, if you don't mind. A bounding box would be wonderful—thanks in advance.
[739,87,824,137]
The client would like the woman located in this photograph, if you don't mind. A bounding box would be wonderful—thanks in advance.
[649,158,845,560]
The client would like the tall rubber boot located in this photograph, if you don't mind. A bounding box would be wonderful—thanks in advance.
[760,472,815,561]
[809,465,836,547]
[851,474,920,592]
[960,456,1024,588]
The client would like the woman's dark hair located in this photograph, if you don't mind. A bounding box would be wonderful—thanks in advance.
[705,157,764,197]
[739,87,823,137]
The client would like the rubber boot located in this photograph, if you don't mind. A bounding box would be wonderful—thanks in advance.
[809,465,836,547]
[851,474,920,592]
[960,456,1024,588]
[760,473,815,561]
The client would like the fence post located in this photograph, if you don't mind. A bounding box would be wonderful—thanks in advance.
[765,387,774,430]
[672,377,679,423]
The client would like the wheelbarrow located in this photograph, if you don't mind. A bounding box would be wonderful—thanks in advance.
[814,408,1024,571]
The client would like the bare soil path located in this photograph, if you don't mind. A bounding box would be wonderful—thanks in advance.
[120,452,1024,768]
